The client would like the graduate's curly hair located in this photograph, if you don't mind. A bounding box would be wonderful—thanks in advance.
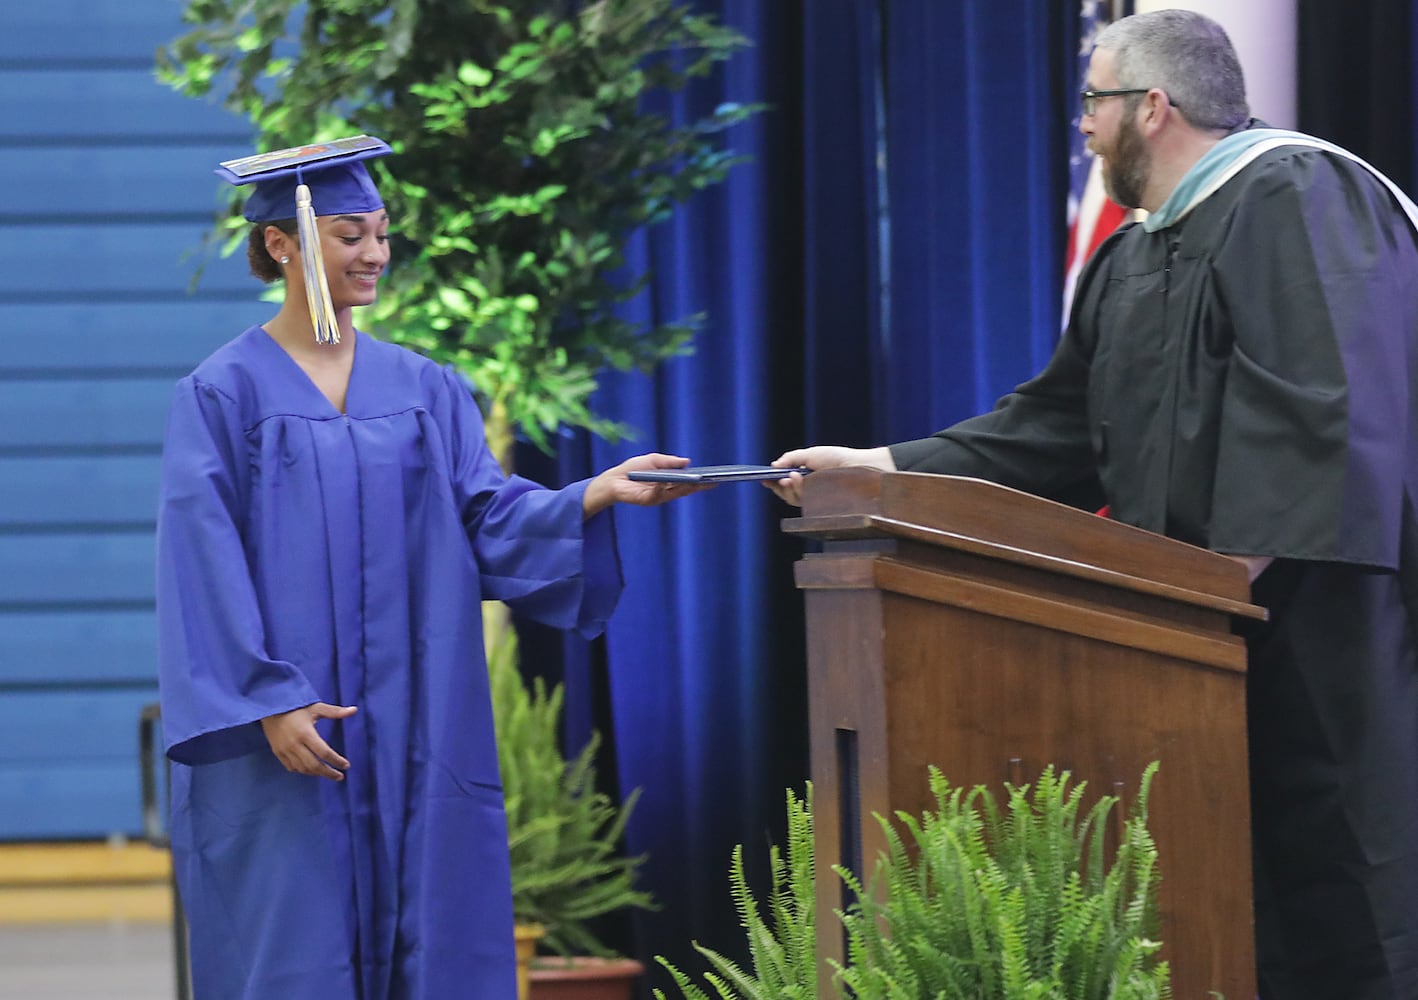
[246,220,299,284]
[1095,9,1249,132]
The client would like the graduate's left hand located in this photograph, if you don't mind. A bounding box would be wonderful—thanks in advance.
[260,702,358,781]
[583,453,711,517]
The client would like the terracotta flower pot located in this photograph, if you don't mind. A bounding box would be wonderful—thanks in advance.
[528,956,645,1000]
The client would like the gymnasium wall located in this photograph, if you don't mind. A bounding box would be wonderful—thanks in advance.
[0,2,258,839]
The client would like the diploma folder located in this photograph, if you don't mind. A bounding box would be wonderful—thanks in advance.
[627,464,810,483]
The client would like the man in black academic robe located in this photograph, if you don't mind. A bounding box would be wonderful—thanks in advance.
[768,10,1418,999]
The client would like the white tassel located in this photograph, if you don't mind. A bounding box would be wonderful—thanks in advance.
[296,183,341,345]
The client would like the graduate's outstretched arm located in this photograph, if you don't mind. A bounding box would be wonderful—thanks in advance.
[763,446,897,507]
[260,703,359,781]
[582,452,710,516]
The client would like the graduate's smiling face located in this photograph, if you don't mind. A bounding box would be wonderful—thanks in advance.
[1080,48,1152,210]
[317,210,391,308]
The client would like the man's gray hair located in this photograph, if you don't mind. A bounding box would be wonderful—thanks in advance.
[1094,9,1249,131]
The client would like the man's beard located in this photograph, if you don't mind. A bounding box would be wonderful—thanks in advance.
[1101,115,1150,210]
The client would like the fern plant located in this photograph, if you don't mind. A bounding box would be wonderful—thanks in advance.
[836,764,1170,1000]
[656,766,1171,1000]
[654,786,819,999]
[489,624,655,956]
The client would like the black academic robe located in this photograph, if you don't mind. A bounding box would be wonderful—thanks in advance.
[890,144,1418,999]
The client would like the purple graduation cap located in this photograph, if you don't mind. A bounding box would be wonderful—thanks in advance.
[216,135,393,345]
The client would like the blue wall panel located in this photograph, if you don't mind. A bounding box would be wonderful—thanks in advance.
[0,70,248,140]
[0,144,240,220]
[0,690,161,762]
[0,534,155,605]
[0,456,162,525]
[0,761,153,840]
[3,4,201,62]
[1,302,260,370]
[0,379,176,450]
[0,690,164,840]
[12,225,256,298]
[0,611,157,686]
[0,0,263,839]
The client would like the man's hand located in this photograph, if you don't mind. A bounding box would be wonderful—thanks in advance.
[762,446,897,507]
[582,453,711,517]
[261,702,358,781]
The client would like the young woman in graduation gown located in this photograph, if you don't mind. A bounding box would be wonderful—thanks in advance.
[155,139,700,1000]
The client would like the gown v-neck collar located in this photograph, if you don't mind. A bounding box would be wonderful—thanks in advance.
[251,325,363,418]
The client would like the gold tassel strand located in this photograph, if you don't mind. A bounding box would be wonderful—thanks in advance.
[296,183,341,345]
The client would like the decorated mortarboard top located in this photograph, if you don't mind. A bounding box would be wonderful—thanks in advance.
[217,136,392,346]
[217,134,391,221]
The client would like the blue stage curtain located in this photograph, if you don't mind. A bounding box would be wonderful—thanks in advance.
[878,2,1073,440]
[525,0,813,976]
[800,0,889,449]
[524,0,1077,986]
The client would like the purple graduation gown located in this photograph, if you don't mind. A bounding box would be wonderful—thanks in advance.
[156,327,622,1000]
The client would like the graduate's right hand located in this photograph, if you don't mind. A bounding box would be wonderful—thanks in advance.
[763,446,897,507]
[260,702,359,781]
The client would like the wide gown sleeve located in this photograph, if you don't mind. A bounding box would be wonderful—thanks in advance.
[888,320,1106,512]
[436,369,623,636]
[1207,151,1417,567]
[156,378,322,765]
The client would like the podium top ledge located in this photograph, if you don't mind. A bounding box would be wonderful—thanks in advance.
[782,468,1265,620]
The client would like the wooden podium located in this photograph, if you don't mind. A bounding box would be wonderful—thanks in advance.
[785,469,1264,999]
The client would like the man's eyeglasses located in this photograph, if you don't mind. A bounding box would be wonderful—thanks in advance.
[1079,88,1151,117]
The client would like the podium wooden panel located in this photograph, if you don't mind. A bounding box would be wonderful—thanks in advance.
[785,469,1263,1000]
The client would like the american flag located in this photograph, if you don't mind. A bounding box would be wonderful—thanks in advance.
[1061,0,1130,326]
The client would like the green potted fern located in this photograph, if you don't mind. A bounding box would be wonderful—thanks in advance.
[656,764,1171,1000]
[488,625,655,1000]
